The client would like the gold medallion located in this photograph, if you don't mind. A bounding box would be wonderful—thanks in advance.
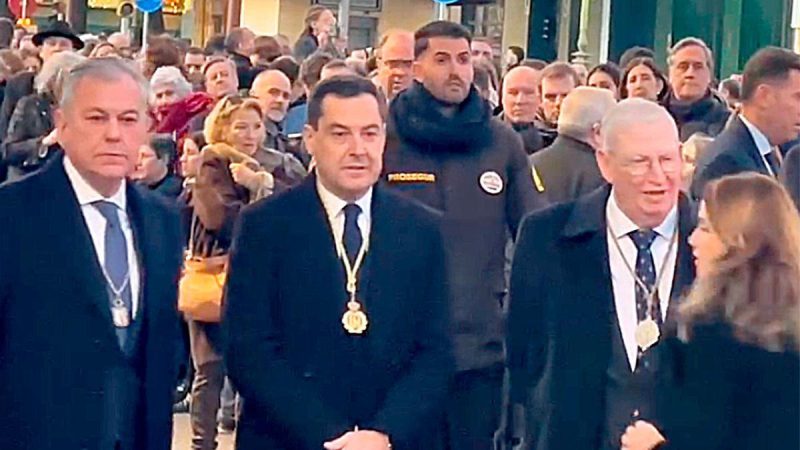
[342,300,368,334]
[111,302,131,328]
[635,318,660,351]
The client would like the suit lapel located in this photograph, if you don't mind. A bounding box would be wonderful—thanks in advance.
[125,184,155,348]
[360,183,405,344]
[733,117,771,175]
[293,177,349,338]
[39,157,120,344]
[560,187,615,384]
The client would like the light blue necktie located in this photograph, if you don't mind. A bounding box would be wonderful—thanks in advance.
[93,200,132,348]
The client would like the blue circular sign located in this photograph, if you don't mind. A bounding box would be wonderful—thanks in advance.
[433,0,459,4]
[136,0,163,13]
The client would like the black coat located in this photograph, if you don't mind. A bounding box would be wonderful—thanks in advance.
[657,323,799,450]
[530,135,606,205]
[231,51,256,90]
[0,70,34,142]
[499,114,545,155]
[1,92,57,182]
[384,81,543,371]
[507,186,696,450]
[0,155,183,450]
[663,91,730,142]
[224,176,454,450]
[691,116,772,200]
[782,146,800,210]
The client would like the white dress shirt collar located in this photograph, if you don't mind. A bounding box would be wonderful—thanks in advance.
[606,189,679,371]
[606,189,678,240]
[63,155,127,211]
[740,114,773,157]
[316,177,373,252]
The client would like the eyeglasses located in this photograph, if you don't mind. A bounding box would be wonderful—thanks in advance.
[618,155,681,177]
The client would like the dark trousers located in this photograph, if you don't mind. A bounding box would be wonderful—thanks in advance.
[444,366,504,450]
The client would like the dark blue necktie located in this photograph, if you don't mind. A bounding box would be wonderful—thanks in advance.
[629,229,661,327]
[343,203,362,266]
[93,200,133,346]
[765,149,782,177]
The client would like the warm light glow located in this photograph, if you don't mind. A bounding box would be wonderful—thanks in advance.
[88,0,190,14]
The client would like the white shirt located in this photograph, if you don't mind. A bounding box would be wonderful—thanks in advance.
[606,191,678,371]
[316,178,372,258]
[64,156,141,317]
[740,114,777,176]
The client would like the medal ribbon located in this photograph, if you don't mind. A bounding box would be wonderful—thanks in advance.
[335,235,369,302]
[607,222,679,321]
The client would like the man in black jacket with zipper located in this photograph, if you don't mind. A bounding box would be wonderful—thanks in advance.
[383,20,543,450]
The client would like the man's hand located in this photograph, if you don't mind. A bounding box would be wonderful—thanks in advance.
[621,420,665,450]
[324,430,391,450]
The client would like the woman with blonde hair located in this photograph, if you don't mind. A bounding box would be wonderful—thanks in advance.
[183,95,305,447]
[621,173,800,450]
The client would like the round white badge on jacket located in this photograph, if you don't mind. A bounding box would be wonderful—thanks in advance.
[480,171,504,195]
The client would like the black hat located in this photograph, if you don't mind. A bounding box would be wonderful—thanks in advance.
[32,20,84,50]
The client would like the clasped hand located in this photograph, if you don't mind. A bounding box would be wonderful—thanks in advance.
[620,420,665,450]
[323,429,391,450]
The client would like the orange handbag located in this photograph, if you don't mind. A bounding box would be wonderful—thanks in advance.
[177,215,228,322]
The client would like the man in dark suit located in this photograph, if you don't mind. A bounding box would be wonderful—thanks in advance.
[692,47,800,199]
[0,58,182,450]
[224,76,454,450]
[530,86,615,205]
[508,98,696,450]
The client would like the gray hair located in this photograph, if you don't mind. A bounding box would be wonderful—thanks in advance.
[600,98,678,152]
[35,51,86,98]
[557,87,616,143]
[60,57,150,109]
[149,66,192,104]
[668,37,714,73]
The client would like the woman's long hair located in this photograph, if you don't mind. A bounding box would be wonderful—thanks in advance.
[299,5,331,39]
[680,173,800,352]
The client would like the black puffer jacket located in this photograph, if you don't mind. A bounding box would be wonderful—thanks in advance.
[664,91,730,141]
[384,81,544,371]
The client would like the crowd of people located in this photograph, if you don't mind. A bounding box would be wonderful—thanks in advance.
[0,5,798,450]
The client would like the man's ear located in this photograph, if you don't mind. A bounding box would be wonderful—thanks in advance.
[595,148,614,185]
[412,60,424,82]
[303,124,316,158]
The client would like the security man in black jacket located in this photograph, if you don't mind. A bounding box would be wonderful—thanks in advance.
[383,21,543,450]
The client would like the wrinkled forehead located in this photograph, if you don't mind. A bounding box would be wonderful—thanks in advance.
[607,120,681,158]
[672,45,709,65]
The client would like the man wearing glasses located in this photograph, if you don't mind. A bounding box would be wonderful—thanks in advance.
[373,30,414,102]
[507,98,697,450]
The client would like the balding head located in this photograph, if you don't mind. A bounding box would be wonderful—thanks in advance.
[107,32,131,51]
[377,29,415,100]
[557,86,616,148]
[596,98,682,228]
[502,65,540,124]
[600,98,678,152]
[250,69,292,123]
